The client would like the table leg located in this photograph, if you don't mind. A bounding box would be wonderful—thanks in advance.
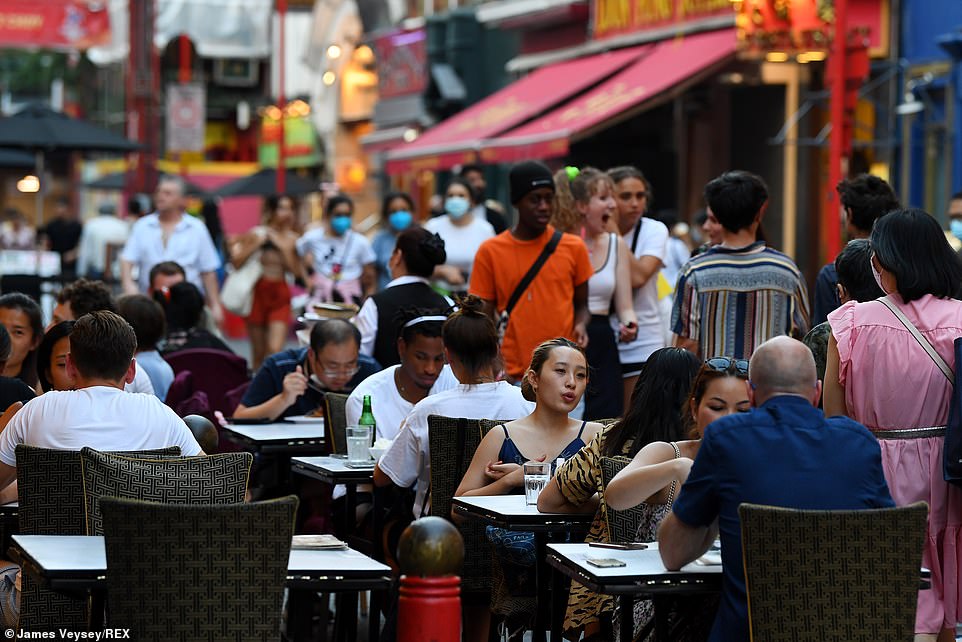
[619,594,633,642]
[287,588,314,642]
[333,591,359,642]
[88,590,105,630]
[345,483,357,538]
[550,564,565,641]
[533,532,548,642]
[653,595,669,641]
[368,589,382,642]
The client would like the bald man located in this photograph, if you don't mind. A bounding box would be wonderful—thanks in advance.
[658,337,893,642]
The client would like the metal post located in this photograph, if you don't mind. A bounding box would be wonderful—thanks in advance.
[276,0,288,194]
[826,0,848,260]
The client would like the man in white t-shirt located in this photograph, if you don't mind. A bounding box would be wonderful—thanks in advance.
[0,310,204,503]
[120,176,223,324]
[346,314,458,440]
[339,314,458,512]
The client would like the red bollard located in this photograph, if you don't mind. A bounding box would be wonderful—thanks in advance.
[397,575,461,642]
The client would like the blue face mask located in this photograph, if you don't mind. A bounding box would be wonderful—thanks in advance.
[951,219,962,241]
[444,196,470,220]
[330,215,352,236]
[388,210,413,231]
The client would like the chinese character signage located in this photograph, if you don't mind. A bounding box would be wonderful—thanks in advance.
[373,28,428,100]
[0,0,110,50]
[738,0,889,56]
[591,0,734,41]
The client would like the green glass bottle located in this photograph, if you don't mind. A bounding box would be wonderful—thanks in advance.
[359,395,376,445]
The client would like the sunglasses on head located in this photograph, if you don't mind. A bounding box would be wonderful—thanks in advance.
[705,357,749,375]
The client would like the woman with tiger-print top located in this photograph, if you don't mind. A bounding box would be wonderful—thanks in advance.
[536,347,699,640]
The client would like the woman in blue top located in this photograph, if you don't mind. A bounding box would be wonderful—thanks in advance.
[456,337,605,495]
[371,191,416,291]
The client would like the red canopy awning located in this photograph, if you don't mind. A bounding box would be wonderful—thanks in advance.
[384,45,650,175]
[480,29,737,163]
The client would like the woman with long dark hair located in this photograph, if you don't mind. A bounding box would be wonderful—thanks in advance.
[825,208,962,641]
[536,347,700,639]
[0,293,43,390]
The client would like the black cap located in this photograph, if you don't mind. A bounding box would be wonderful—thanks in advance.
[509,161,555,204]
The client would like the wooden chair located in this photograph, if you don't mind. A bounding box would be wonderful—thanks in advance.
[324,392,350,455]
[740,501,928,642]
[100,496,296,641]
[79,448,251,536]
[14,445,180,632]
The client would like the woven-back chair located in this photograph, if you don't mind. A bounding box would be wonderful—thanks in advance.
[427,415,501,596]
[324,392,349,455]
[15,445,180,632]
[100,496,296,641]
[600,455,648,543]
[79,448,252,536]
[740,501,928,642]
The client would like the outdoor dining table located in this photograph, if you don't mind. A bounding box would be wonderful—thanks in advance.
[221,421,327,491]
[10,534,391,642]
[546,542,722,641]
[450,494,593,642]
[291,456,374,539]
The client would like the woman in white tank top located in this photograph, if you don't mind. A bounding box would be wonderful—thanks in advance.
[556,168,637,420]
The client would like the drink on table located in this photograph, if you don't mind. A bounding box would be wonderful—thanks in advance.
[359,394,376,446]
[523,461,551,505]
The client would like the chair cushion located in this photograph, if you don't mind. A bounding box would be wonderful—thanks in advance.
[80,448,252,535]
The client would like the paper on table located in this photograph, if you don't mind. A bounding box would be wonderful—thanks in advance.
[292,534,348,550]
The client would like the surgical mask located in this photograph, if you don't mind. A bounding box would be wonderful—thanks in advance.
[871,259,892,295]
[388,210,413,231]
[950,219,962,241]
[444,196,470,220]
[330,215,352,236]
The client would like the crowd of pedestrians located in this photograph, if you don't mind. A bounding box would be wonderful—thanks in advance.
[2,157,962,642]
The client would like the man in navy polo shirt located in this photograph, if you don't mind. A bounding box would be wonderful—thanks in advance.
[658,336,893,641]
[234,319,379,420]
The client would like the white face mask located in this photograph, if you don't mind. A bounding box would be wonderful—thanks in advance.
[871,258,893,295]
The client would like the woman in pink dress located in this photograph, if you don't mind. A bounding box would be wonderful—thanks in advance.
[825,208,962,642]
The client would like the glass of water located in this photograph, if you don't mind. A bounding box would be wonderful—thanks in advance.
[346,424,372,465]
[523,461,551,505]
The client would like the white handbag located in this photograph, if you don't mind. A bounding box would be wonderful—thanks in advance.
[220,252,263,317]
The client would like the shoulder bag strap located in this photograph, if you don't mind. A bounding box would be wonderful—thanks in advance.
[504,229,563,316]
[878,296,953,382]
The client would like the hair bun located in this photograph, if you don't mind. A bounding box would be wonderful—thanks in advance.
[419,232,447,266]
[454,294,485,316]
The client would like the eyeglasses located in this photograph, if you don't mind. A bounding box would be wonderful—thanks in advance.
[705,357,749,375]
[320,364,360,378]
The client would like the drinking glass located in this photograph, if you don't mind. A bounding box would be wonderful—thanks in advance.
[346,424,372,465]
[523,461,551,505]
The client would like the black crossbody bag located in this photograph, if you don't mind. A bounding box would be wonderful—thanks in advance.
[495,229,563,343]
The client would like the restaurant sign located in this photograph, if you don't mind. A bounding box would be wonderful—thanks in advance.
[0,0,111,50]
[738,0,889,56]
[591,0,734,41]
[372,28,428,100]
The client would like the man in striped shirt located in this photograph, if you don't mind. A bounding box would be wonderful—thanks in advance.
[672,171,809,359]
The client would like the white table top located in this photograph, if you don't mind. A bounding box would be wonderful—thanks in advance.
[546,542,722,582]
[292,456,373,475]
[13,535,390,576]
[452,494,592,521]
[223,422,325,441]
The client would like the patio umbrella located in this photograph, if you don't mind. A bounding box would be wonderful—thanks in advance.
[0,103,140,226]
[213,169,319,197]
[85,172,209,196]
[0,148,35,168]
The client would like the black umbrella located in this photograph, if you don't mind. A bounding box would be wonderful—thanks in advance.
[213,169,319,197]
[0,103,140,226]
[85,172,209,196]
[0,103,140,153]
[0,148,35,168]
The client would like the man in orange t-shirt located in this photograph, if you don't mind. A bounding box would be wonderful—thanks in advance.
[469,161,593,381]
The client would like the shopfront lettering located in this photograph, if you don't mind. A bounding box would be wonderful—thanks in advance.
[0,13,45,30]
[592,0,733,40]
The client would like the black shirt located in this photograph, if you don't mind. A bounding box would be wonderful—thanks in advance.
[0,376,36,412]
[41,219,82,257]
